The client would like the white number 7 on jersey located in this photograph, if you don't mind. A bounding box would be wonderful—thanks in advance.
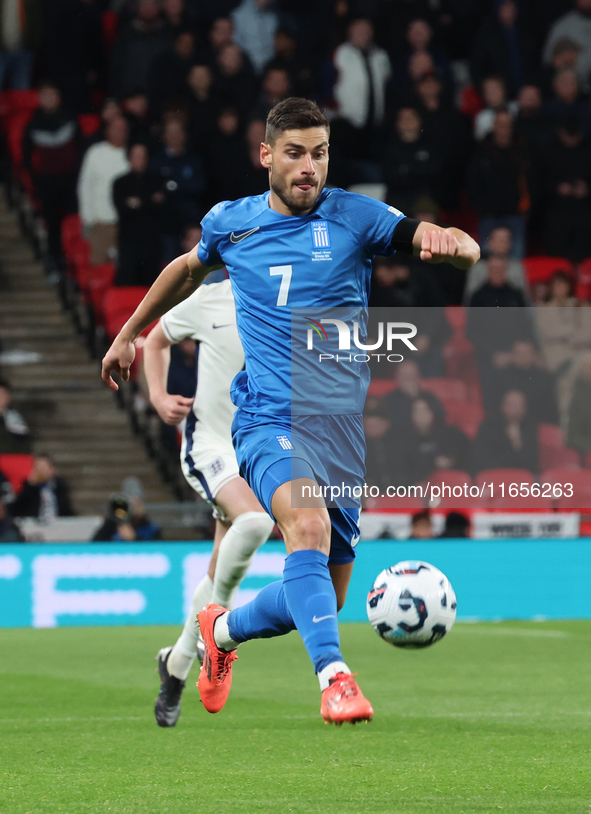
[269,265,292,306]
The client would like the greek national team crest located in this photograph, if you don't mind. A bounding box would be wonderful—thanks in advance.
[276,435,293,450]
[310,221,332,263]
[311,221,331,248]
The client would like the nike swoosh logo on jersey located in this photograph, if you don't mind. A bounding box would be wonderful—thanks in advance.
[312,614,336,623]
[230,227,260,243]
[212,323,232,329]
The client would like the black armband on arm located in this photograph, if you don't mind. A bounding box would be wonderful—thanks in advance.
[389,218,421,254]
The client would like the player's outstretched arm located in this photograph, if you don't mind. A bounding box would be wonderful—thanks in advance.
[143,321,195,425]
[101,249,215,391]
[412,222,480,269]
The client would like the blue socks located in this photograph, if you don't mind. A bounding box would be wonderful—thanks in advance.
[228,580,296,643]
[228,549,343,674]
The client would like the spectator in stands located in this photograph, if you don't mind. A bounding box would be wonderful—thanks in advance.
[412,72,470,209]
[232,0,278,75]
[384,360,445,430]
[543,270,580,307]
[148,29,196,117]
[363,396,393,490]
[390,17,453,103]
[514,84,554,155]
[212,42,258,119]
[464,227,528,303]
[41,0,102,113]
[395,397,470,486]
[161,0,197,37]
[0,378,31,454]
[23,82,81,277]
[470,0,534,99]
[539,38,583,96]
[77,116,130,264]
[535,274,591,423]
[121,91,153,146]
[473,389,539,473]
[408,510,433,539]
[119,476,161,541]
[382,107,442,212]
[439,512,470,538]
[251,66,290,122]
[468,255,527,309]
[92,491,160,542]
[150,117,206,262]
[202,16,234,66]
[543,68,590,134]
[473,76,518,141]
[265,27,315,99]
[109,0,172,98]
[0,489,23,543]
[113,143,165,287]
[186,64,217,152]
[488,339,559,424]
[540,120,591,262]
[543,0,591,90]
[566,351,591,456]
[12,454,75,520]
[331,19,391,180]
[242,118,270,196]
[180,223,201,253]
[0,0,42,90]
[205,107,252,202]
[468,110,530,258]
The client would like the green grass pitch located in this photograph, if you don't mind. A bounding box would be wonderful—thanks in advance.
[1,621,590,814]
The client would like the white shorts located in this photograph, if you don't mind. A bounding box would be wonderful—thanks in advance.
[180,424,240,521]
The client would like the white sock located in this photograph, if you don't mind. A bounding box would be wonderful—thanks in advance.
[168,575,213,681]
[213,611,240,652]
[317,661,351,691]
[210,512,274,607]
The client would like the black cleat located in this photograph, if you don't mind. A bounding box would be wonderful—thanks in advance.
[154,646,185,727]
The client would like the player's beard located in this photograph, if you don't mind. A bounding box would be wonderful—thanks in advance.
[270,169,323,214]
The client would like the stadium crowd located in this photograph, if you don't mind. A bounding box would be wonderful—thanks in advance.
[3,0,591,533]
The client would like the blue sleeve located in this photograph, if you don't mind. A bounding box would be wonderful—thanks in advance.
[197,201,226,266]
[342,192,407,256]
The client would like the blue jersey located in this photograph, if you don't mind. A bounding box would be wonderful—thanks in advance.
[197,187,406,416]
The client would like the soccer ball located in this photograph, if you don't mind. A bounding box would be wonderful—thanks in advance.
[367,561,457,648]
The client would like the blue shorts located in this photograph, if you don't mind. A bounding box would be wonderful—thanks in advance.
[232,410,365,565]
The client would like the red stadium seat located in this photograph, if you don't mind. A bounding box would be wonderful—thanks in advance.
[476,468,535,488]
[541,467,583,485]
[103,286,151,339]
[61,214,82,255]
[77,113,101,138]
[6,109,35,167]
[423,469,487,509]
[0,89,38,123]
[420,378,466,402]
[537,423,580,470]
[364,494,424,512]
[576,258,591,302]
[0,454,34,493]
[522,256,574,286]
[554,469,591,510]
[366,379,395,398]
[87,263,116,325]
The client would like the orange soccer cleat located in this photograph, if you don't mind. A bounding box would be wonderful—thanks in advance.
[320,672,374,725]
[197,604,238,713]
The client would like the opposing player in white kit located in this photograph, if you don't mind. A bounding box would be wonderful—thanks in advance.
[143,272,274,727]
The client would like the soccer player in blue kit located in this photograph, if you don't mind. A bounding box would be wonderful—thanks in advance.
[102,98,479,725]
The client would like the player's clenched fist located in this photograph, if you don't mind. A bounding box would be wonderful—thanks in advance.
[152,394,195,425]
[419,229,459,263]
[101,336,136,391]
